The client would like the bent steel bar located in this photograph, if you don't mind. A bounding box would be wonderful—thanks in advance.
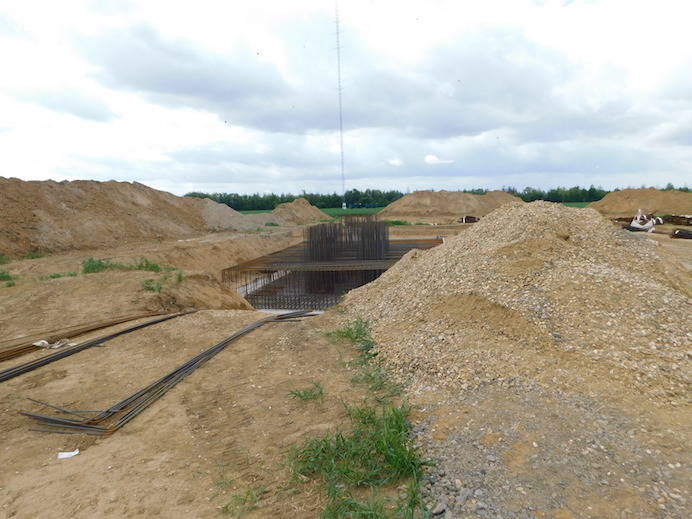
[22,310,311,435]
[0,311,195,383]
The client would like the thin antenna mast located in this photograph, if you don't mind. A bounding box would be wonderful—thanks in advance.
[335,0,346,209]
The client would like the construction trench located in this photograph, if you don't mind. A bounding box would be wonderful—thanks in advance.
[222,216,441,310]
[2,216,442,436]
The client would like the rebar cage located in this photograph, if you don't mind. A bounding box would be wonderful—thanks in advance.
[222,217,440,310]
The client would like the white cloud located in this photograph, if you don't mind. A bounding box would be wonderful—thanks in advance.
[0,0,691,194]
[424,154,455,165]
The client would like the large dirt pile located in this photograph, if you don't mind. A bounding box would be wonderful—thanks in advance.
[342,202,690,405]
[271,197,330,224]
[0,178,258,256]
[378,190,522,222]
[589,187,692,217]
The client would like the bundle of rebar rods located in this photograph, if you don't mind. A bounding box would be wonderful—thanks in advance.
[0,311,194,383]
[22,310,310,435]
[672,228,692,239]
[0,312,167,362]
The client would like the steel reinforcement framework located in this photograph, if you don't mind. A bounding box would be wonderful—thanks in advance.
[222,217,441,310]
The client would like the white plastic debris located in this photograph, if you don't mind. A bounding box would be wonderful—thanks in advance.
[57,449,79,459]
[33,339,71,349]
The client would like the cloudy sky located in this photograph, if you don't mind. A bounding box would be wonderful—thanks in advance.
[1,0,691,196]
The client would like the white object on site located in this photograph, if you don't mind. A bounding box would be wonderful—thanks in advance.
[58,449,80,459]
[33,339,71,349]
[629,208,656,232]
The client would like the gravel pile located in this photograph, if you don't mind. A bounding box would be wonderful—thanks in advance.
[342,202,691,405]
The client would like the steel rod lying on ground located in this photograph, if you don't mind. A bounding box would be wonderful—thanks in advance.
[0,312,169,362]
[22,310,311,435]
[0,311,195,383]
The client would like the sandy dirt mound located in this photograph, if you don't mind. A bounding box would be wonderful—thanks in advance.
[271,197,330,225]
[0,271,250,343]
[589,187,692,217]
[0,229,300,340]
[343,201,690,404]
[379,190,522,223]
[0,178,259,256]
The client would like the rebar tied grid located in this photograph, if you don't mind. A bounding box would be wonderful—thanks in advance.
[223,218,441,310]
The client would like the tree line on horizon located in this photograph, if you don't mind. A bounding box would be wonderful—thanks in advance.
[185,183,688,211]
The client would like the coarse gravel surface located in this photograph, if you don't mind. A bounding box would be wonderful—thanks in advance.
[340,201,691,518]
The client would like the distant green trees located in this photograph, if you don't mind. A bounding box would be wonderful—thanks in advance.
[185,184,688,210]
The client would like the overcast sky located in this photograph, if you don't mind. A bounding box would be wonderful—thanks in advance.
[1,0,691,195]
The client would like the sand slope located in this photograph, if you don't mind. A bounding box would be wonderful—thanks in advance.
[271,197,330,224]
[379,190,522,222]
[589,187,692,217]
[0,178,263,256]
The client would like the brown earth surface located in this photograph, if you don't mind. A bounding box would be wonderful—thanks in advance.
[270,197,330,225]
[379,190,523,223]
[589,188,692,217]
[0,179,327,257]
[0,228,300,342]
[2,195,691,518]
[0,310,380,519]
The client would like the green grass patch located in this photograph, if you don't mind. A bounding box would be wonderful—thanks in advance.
[303,320,429,517]
[176,270,184,284]
[291,402,428,518]
[82,257,171,275]
[0,270,13,281]
[81,257,129,273]
[24,251,45,259]
[40,271,78,280]
[289,382,324,401]
[134,258,167,272]
[384,220,411,226]
[351,365,401,397]
[563,202,590,208]
[238,207,384,217]
[238,209,273,214]
[0,255,10,265]
[5,280,16,288]
[141,276,167,292]
[215,475,235,489]
[221,488,267,517]
[327,318,376,362]
[322,207,384,218]
[264,221,280,227]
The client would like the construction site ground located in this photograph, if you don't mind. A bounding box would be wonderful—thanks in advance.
[1,219,690,518]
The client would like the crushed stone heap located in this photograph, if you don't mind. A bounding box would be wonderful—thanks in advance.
[342,202,690,405]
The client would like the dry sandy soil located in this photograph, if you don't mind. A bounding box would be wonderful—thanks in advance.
[0,178,326,257]
[0,310,380,519]
[589,188,692,218]
[379,190,522,224]
[2,195,691,519]
[0,228,301,342]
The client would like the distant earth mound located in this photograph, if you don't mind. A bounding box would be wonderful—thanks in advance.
[271,197,330,225]
[378,190,522,223]
[589,187,692,217]
[0,178,257,256]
